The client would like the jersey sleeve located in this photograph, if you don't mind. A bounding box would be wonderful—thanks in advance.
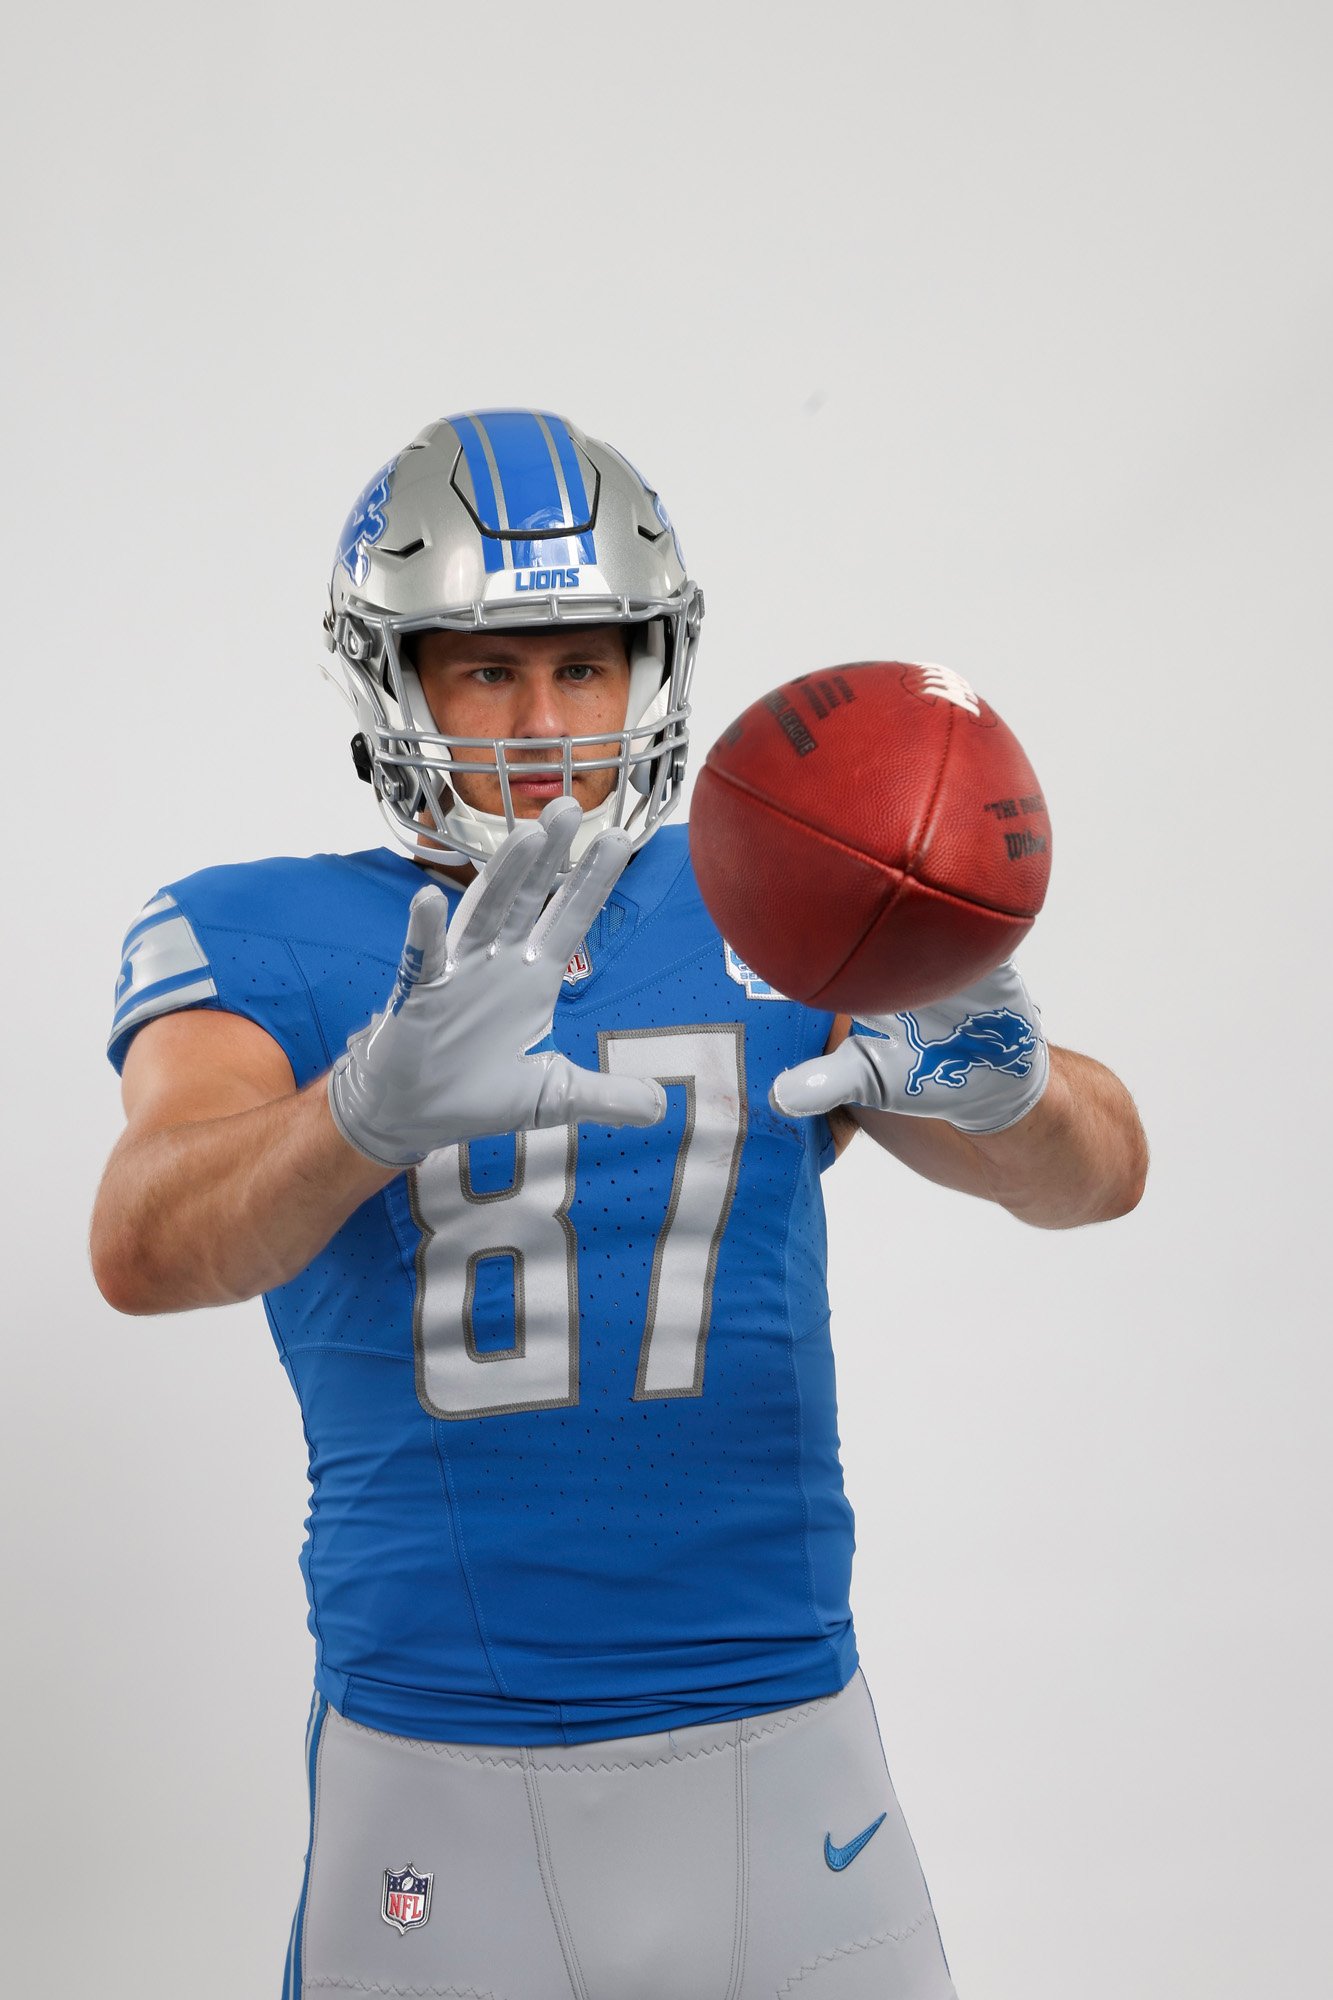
[106,873,331,1083]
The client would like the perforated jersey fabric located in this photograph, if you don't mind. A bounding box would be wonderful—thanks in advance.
[108,827,859,1744]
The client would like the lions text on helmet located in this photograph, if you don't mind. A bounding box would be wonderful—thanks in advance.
[325,410,704,870]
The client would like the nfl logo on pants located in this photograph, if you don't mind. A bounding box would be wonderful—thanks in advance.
[381,1863,433,1935]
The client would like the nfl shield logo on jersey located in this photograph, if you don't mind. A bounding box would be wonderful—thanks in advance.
[381,1862,433,1935]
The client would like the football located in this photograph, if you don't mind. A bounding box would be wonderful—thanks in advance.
[689,662,1052,1013]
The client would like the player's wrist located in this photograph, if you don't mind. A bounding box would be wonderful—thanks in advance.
[325,1057,425,1172]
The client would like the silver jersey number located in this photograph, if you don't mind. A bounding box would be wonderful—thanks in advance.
[411,1025,747,1420]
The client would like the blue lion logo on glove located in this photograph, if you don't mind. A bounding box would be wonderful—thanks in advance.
[337,458,399,586]
[902,1007,1038,1096]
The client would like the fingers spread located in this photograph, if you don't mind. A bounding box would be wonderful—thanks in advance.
[449,798,583,959]
[532,827,633,971]
[497,797,583,945]
[446,817,547,957]
[399,887,451,988]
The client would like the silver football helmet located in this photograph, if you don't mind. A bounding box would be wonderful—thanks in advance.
[324,410,703,868]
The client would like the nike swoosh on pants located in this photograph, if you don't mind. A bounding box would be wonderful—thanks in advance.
[823,1812,887,1871]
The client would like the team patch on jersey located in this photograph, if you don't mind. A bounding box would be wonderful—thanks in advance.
[723,940,785,1000]
[109,892,217,1052]
[902,1007,1038,1094]
[381,1862,433,1935]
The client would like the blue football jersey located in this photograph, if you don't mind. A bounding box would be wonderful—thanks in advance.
[108,827,859,1744]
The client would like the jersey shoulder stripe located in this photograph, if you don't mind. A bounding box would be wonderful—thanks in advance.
[109,891,217,1055]
[105,849,415,1078]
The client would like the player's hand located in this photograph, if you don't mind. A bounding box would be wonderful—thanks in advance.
[328,798,666,1168]
[770,959,1049,1135]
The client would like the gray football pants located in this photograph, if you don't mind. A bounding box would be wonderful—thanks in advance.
[287,1671,958,1999]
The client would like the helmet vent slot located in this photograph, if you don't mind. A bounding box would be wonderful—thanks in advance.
[381,539,425,560]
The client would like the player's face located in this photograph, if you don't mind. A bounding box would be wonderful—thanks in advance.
[414,626,633,819]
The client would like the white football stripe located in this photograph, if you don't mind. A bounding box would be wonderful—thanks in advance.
[916,662,981,716]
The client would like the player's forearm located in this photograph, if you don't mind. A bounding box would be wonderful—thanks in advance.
[91,1081,396,1313]
[854,1045,1148,1228]
[965,1046,1147,1226]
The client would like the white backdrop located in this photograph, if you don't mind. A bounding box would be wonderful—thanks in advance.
[3,5,1329,1995]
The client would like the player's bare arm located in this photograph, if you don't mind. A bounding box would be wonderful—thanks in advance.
[93,801,663,1316]
[91,1009,395,1314]
[828,1028,1147,1228]
[789,961,1147,1229]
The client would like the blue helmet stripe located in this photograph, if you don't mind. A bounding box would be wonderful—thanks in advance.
[450,415,506,573]
[451,410,600,573]
[543,412,590,518]
[482,410,569,571]
[542,412,598,566]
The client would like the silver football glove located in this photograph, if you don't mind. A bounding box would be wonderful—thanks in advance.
[328,798,666,1168]
[771,959,1049,1136]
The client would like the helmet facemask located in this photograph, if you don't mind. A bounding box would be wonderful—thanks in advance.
[324,412,703,871]
[334,608,696,868]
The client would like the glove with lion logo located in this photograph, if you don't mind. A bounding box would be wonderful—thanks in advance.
[771,959,1048,1135]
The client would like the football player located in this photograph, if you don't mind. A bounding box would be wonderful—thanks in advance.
[92,412,1147,1999]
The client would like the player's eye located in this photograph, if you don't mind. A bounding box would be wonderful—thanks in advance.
[473,666,512,685]
[560,663,597,683]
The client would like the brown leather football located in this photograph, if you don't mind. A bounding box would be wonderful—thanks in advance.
[689,662,1052,1013]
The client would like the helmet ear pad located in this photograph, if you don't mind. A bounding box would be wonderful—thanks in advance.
[394,643,443,741]
[626,621,670,798]
[390,645,453,818]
